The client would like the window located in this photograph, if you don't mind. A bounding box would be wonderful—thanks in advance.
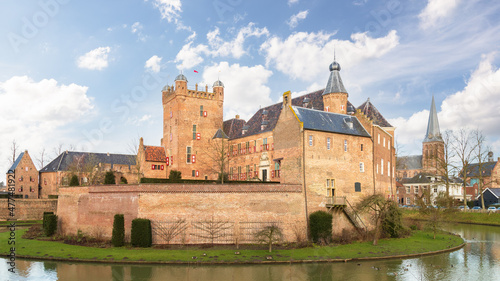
[383,137,386,147]
[309,135,313,146]
[360,162,365,172]
[327,138,331,150]
[246,141,249,151]
[377,164,379,174]
[361,144,363,151]
[378,134,380,144]
[406,186,410,193]
[388,162,391,177]
[406,198,411,205]
[238,166,242,180]
[433,188,438,193]
[186,147,192,163]
[415,186,419,194]
[344,140,347,152]
[388,140,391,150]
[192,125,197,140]
[325,106,330,112]
[192,170,196,177]
[200,105,203,116]
[238,143,241,153]
[327,179,335,196]
[341,104,345,111]
[355,182,361,192]
[381,159,384,175]
[246,165,250,177]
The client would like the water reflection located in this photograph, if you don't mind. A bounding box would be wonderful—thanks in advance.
[2,223,500,281]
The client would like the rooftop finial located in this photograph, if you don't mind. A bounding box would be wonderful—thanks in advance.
[334,46,336,61]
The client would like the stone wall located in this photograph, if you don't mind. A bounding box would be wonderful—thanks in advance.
[0,199,57,220]
[57,184,307,244]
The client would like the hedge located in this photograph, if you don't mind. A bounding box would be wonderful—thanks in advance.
[309,210,332,243]
[131,218,152,247]
[43,212,54,230]
[44,214,58,236]
[112,214,125,247]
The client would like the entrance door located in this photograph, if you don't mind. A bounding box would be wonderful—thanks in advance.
[262,169,267,181]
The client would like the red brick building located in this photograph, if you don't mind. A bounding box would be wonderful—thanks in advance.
[6,150,39,199]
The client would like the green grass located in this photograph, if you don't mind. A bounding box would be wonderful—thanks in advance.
[0,229,463,264]
[0,220,41,226]
[403,209,500,226]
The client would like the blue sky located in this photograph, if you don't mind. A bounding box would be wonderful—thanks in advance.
[1,0,500,175]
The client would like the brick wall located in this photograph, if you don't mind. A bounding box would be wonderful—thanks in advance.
[0,199,57,220]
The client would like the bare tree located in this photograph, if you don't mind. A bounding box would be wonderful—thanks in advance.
[192,216,233,245]
[254,223,283,253]
[452,129,477,209]
[8,140,19,166]
[201,130,230,183]
[356,194,400,245]
[52,143,64,159]
[36,147,47,170]
[472,129,490,209]
[128,138,143,184]
[434,130,457,204]
[67,153,103,185]
[152,219,188,245]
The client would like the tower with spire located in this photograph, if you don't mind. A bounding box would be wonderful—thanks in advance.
[422,96,444,174]
[322,58,348,114]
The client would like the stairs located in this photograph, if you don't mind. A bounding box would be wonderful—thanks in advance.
[342,199,367,233]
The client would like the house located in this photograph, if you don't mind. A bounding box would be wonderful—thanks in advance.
[397,172,463,206]
[5,150,39,199]
[476,188,500,207]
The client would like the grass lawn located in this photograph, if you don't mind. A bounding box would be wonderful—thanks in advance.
[0,220,42,226]
[0,229,463,264]
[403,209,500,226]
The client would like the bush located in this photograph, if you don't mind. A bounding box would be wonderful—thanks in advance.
[120,177,128,184]
[43,212,54,230]
[69,175,79,186]
[112,214,125,247]
[382,201,407,238]
[169,170,182,181]
[44,214,58,236]
[22,225,43,239]
[131,218,152,247]
[104,171,116,185]
[309,210,332,244]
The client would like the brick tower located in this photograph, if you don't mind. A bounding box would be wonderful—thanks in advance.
[322,59,348,114]
[162,74,224,179]
[422,96,444,174]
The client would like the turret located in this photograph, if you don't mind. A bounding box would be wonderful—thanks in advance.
[213,79,224,101]
[322,59,348,114]
[175,73,188,95]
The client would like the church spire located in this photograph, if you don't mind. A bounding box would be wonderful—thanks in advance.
[423,96,443,143]
[322,59,347,96]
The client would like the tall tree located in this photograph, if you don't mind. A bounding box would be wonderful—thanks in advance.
[201,129,230,183]
[356,194,401,245]
[8,140,19,166]
[128,137,143,184]
[36,147,47,170]
[434,130,456,205]
[472,129,490,209]
[452,129,477,209]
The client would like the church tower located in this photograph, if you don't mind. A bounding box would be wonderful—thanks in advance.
[422,96,445,174]
[322,59,348,114]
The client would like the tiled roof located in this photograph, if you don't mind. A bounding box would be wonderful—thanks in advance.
[7,152,25,173]
[144,146,166,162]
[397,155,423,170]
[357,98,393,127]
[485,188,500,198]
[464,161,497,178]
[292,106,371,137]
[402,173,433,184]
[40,151,136,172]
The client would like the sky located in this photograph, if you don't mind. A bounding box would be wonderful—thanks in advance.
[1,0,500,177]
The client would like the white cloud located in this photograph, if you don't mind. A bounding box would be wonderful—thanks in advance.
[175,23,269,70]
[201,62,273,120]
[145,55,162,73]
[131,22,142,33]
[151,0,182,23]
[419,0,461,29]
[76,47,111,70]
[260,30,399,81]
[287,10,308,29]
[389,54,500,153]
[0,76,93,174]
[288,0,299,6]
[127,114,152,125]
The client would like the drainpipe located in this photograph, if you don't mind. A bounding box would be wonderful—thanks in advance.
[302,128,310,239]
[372,126,376,194]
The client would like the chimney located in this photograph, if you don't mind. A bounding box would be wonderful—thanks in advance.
[344,117,353,130]
[235,115,240,119]
[488,151,493,162]
[107,152,110,156]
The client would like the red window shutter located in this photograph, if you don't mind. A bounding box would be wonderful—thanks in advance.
[166,157,170,166]
[254,171,258,177]
[254,146,256,153]
[266,144,269,150]
[203,111,207,117]
[161,165,164,170]
[151,164,155,170]
[271,171,275,178]
[272,143,274,150]
[192,155,196,163]
[196,133,201,140]
[196,170,199,177]
[171,156,173,165]
[260,145,263,151]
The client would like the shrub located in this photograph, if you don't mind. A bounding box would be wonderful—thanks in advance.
[43,212,54,230]
[112,214,125,247]
[131,218,152,247]
[169,170,182,181]
[254,223,283,253]
[309,210,332,244]
[22,225,43,239]
[44,214,58,236]
[104,171,116,185]
[120,177,128,184]
[69,175,79,186]
[382,201,407,238]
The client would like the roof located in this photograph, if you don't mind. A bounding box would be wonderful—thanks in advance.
[292,106,371,137]
[7,152,25,173]
[484,188,500,198]
[322,61,347,95]
[144,146,166,162]
[397,155,423,170]
[40,151,136,172]
[212,128,229,139]
[402,172,434,184]
[464,161,497,178]
[423,96,443,143]
[357,98,393,127]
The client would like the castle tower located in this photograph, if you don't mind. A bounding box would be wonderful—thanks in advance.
[322,60,348,114]
[422,96,444,174]
[213,79,224,101]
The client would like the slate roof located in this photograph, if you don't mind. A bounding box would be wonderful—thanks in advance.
[357,98,393,127]
[223,89,356,140]
[484,188,500,198]
[212,128,229,139]
[423,96,443,143]
[323,61,347,95]
[463,161,498,178]
[40,151,136,172]
[402,172,434,184]
[7,152,24,173]
[397,155,423,170]
[144,146,166,162]
[292,106,371,137]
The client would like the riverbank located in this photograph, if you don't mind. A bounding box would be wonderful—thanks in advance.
[403,209,500,227]
[0,228,464,265]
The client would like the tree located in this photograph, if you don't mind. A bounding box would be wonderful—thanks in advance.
[202,129,230,183]
[309,210,332,244]
[36,147,47,170]
[151,219,188,245]
[69,175,79,186]
[104,171,116,185]
[452,129,477,210]
[356,194,403,245]
[192,216,232,245]
[128,137,144,184]
[254,223,283,253]
[472,129,490,209]
[434,130,456,204]
[112,214,125,247]
[8,140,19,167]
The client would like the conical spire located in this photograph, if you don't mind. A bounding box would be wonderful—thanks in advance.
[423,96,443,142]
[322,59,347,96]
